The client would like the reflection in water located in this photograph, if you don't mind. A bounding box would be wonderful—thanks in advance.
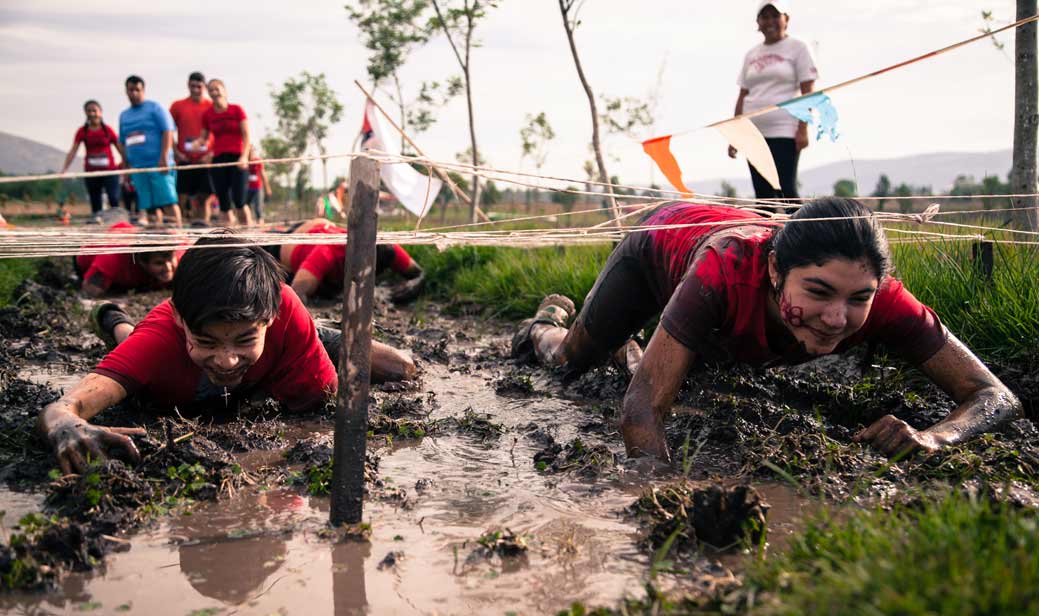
[331,540,371,616]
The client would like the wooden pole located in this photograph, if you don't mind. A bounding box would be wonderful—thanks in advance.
[353,80,492,224]
[330,156,379,526]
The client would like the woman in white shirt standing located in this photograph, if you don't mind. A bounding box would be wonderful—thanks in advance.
[729,0,817,207]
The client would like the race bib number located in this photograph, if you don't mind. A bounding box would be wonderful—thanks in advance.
[248,174,258,182]
[184,138,207,153]
[87,156,110,167]
[125,132,146,146]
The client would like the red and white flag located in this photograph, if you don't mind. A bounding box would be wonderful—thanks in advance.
[360,100,442,217]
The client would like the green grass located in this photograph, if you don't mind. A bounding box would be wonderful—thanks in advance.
[741,492,1039,615]
[0,258,39,307]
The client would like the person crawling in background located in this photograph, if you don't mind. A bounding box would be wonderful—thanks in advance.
[41,233,417,474]
[75,220,180,298]
[264,218,425,304]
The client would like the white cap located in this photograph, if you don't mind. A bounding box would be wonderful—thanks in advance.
[757,0,791,16]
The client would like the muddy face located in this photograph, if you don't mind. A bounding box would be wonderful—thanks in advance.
[177,318,271,387]
[769,255,878,355]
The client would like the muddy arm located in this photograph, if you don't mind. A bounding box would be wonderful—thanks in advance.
[854,333,1022,456]
[389,261,425,304]
[291,270,320,303]
[620,326,697,464]
[38,373,143,474]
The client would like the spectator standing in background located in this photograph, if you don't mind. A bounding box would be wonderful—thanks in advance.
[170,72,215,226]
[246,150,271,225]
[729,0,817,208]
[119,75,181,227]
[61,100,124,223]
[195,79,252,226]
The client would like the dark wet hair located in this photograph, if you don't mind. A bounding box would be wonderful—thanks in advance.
[188,71,206,83]
[172,232,284,333]
[125,75,145,88]
[770,197,890,282]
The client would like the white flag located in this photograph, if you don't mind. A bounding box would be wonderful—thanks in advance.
[360,100,442,217]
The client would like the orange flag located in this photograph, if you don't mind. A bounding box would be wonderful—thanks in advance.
[642,136,694,198]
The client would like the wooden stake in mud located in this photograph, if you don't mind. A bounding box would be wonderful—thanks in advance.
[330,156,379,526]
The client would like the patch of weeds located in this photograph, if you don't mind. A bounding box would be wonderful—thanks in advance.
[493,374,538,397]
[369,414,430,441]
[292,453,381,497]
[738,489,1039,615]
[0,511,105,591]
[533,437,616,478]
[631,482,768,554]
[433,407,505,441]
[474,528,528,557]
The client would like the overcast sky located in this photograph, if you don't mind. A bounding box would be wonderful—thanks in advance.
[0,0,1020,192]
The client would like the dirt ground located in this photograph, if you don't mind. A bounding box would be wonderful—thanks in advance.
[1,258,1037,614]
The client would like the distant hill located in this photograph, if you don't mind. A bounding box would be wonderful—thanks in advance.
[691,149,1013,198]
[0,131,79,175]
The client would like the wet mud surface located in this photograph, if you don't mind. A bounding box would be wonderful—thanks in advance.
[0,259,1037,613]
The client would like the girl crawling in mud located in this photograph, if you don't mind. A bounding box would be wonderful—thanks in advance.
[39,234,417,474]
[512,198,1021,463]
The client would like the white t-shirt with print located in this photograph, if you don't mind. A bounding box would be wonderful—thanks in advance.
[738,36,818,139]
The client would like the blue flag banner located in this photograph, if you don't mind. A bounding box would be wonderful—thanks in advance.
[778,92,840,142]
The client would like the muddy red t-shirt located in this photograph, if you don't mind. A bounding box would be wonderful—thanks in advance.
[202,104,246,156]
[289,222,412,290]
[651,203,947,366]
[93,284,336,411]
[75,124,120,171]
[76,222,175,293]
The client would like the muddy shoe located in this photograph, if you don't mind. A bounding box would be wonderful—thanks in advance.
[90,302,133,351]
[510,294,576,362]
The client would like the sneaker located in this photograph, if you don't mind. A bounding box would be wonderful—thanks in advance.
[510,294,575,361]
[89,302,132,351]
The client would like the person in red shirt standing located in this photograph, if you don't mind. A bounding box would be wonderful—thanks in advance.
[73,221,179,297]
[194,79,251,226]
[245,149,271,225]
[38,234,415,474]
[170,71,215,226]
[264,218,425,304]
[511,198,1022,464]
[61,100,126,222]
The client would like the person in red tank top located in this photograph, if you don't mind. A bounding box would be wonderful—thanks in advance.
[511,198,1021,464]
[170,71,215,225]
[61,100,126,221]
[195,79,252,226]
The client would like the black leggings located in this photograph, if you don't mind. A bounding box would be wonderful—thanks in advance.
[749,137,800,206]
[84,175,120,214]
[210,153,247,212]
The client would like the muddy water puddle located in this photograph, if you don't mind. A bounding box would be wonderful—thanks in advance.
[1,328,809,615]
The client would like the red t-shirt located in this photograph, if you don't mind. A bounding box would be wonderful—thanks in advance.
[75,124,120,171]
[650,203,948,367]
[76,222,173,293]
[93,284,336,411]
[248,162,263,190]
[169,97,214,162]
[289,222,412,292]
[202,104,247,156]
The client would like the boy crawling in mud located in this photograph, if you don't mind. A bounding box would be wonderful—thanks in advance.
[263,218,425,304]
[75,221,181,298]
[512,198,1022,463]
[40,234,417,474]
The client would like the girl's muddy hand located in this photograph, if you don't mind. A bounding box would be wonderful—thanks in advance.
[853,414,942,458]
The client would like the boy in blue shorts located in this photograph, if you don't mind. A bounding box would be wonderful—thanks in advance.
[119,75,182,228]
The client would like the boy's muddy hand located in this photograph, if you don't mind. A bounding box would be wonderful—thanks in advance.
[853,414,943,458]
[48,420,145,475]
[389,275,425,304]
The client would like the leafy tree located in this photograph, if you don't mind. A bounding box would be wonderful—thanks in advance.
[429,0,498,223]
[259,135,293,206]
[559,0,620,226]
[870,174,891,211]
[551,185,579,218]
[268,72,344,206]
[833,178,857,198]
[346,1,460,152]
[520,111,556,211]
[719,181,738,199]
[895,182,914,214]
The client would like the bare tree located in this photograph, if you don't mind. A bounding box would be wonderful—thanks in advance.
[1011,0,1038,229]
[429,0,497,223]
[558,0,620,227]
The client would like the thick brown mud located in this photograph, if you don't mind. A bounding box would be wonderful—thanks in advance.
[0,259,1037,613]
